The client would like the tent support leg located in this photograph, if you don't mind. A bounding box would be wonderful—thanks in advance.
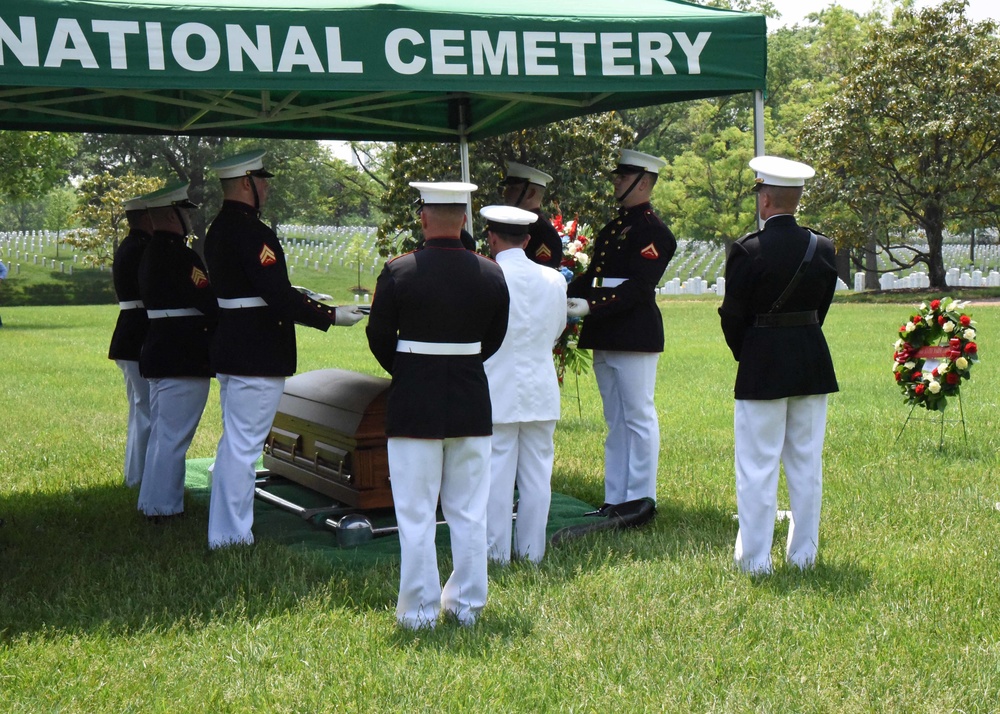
[753,89,766,230]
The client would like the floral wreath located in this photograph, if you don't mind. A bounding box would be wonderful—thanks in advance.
[893,297,979,412]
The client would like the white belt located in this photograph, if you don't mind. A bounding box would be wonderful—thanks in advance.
[396,340,481,356]
[592,277,627,288]
[147,308,204,319]
[218,297,268,309]
[118,300,145,310]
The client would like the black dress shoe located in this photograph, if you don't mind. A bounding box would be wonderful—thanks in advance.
[583,503,614,517]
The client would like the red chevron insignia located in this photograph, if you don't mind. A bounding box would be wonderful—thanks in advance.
[640,243,659,260]
[190,266,209,288]
[259,244,277,266]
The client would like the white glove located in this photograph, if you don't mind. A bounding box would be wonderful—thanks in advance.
[334,306,366,326]
[566,298,590,318]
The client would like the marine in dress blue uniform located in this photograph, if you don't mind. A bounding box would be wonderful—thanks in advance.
[203,150,365,549]
[566,149,677,513]
[109,196,153,488]
[718,156,839,574]
[501,161,563,270]
[135,183,216,519]
[366,182,509,629]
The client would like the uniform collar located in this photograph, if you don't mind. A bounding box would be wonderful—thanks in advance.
[222,199,258,216]
[495,247,526,264]
[763,213,797,226]
[423,236,465,249]
[619,201,652,218]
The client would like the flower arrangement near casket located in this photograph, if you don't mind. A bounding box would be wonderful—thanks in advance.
[893,297,979,411]
[551,212,593,385]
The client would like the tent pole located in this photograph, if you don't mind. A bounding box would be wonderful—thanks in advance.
[753,89,766,230]
[460,132,472,220]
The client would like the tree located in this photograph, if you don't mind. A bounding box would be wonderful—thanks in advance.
[802,0,1000,289]
[375,113,630,255]
[0,131,78,203]
[63,172,164,267]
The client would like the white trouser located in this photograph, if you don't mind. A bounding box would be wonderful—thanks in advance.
[138,377,210,516]
[734,394,828,574]
[487,420,556,564]
[116,359,151,488]
[208,374,284,549]
[388,436,491,629]
[593,350,660,504]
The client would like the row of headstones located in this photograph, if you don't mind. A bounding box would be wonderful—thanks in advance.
[874,269,1000,291]
[1,260,78,275]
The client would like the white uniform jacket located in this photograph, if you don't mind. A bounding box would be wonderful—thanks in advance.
[485,248,568,424]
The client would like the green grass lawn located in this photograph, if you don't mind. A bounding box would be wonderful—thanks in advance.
[1,299,999,712]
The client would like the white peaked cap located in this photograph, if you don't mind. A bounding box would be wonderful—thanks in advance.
[141,181,198,209]
[749,155,815,188]
[480,205,539,233]
[410,181,477,205]
[123,196,147,212]
[209,149,274,179]
[616,149,667,174]
[505,161,553,187]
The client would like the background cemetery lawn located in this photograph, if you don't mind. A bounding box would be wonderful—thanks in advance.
[1,296,998,712]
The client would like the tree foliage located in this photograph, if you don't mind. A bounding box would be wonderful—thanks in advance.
[802,0,1000,288]
[0,131,78,202]
[375,113,630,255]
[63,172,164,267]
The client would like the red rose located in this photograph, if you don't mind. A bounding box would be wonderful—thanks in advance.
[895,371,902,382]
[930,299,941,309]
[960,315,971,326]
[932,368,939,377]
[965,342,978,354]
[947,349,961,360]
[915,384,925,395]
[946,372,960,385]
[950,338,961,347]
[938,315,946,325]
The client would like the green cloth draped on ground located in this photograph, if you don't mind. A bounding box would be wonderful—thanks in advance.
[184,457,597,564]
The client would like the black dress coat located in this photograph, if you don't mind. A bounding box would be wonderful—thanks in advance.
[138,230,217,378]
[718,214,839,400]
[567,202,677,352]
[203,200,338,377]
[366,236,510,439]
[108,228,151,361]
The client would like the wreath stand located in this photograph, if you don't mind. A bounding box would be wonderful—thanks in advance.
[894,390,968,451]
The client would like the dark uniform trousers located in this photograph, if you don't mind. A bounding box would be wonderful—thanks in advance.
[718,214,839,574]
[136,230,217,517]
[109,228,152,488]
[203,200,339,549]
[567,202,676,505]
[367,237,509,628]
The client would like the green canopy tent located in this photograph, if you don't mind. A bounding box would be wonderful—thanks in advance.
[0,0,767,182]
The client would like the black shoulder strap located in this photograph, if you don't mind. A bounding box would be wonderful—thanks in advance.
[770,231,818,313]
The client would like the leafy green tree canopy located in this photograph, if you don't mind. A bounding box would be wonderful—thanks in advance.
[802,0,1000,288]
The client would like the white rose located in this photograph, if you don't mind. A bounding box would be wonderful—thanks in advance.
[905,361,916,370]
[963,328,976,340]
[928,381,941,394]
[895,339,904,350]
[576,253,590,268]
[943,321,955,333]
[925,316,935,326]
[905,322,916,333]
[956,357,969,370]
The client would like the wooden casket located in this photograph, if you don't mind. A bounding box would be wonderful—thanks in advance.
[262,368,392,509]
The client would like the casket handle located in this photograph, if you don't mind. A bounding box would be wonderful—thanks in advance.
[315,441,350,482]
[266,427,301,460]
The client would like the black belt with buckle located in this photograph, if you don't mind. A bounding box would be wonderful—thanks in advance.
[753,310,818,327]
